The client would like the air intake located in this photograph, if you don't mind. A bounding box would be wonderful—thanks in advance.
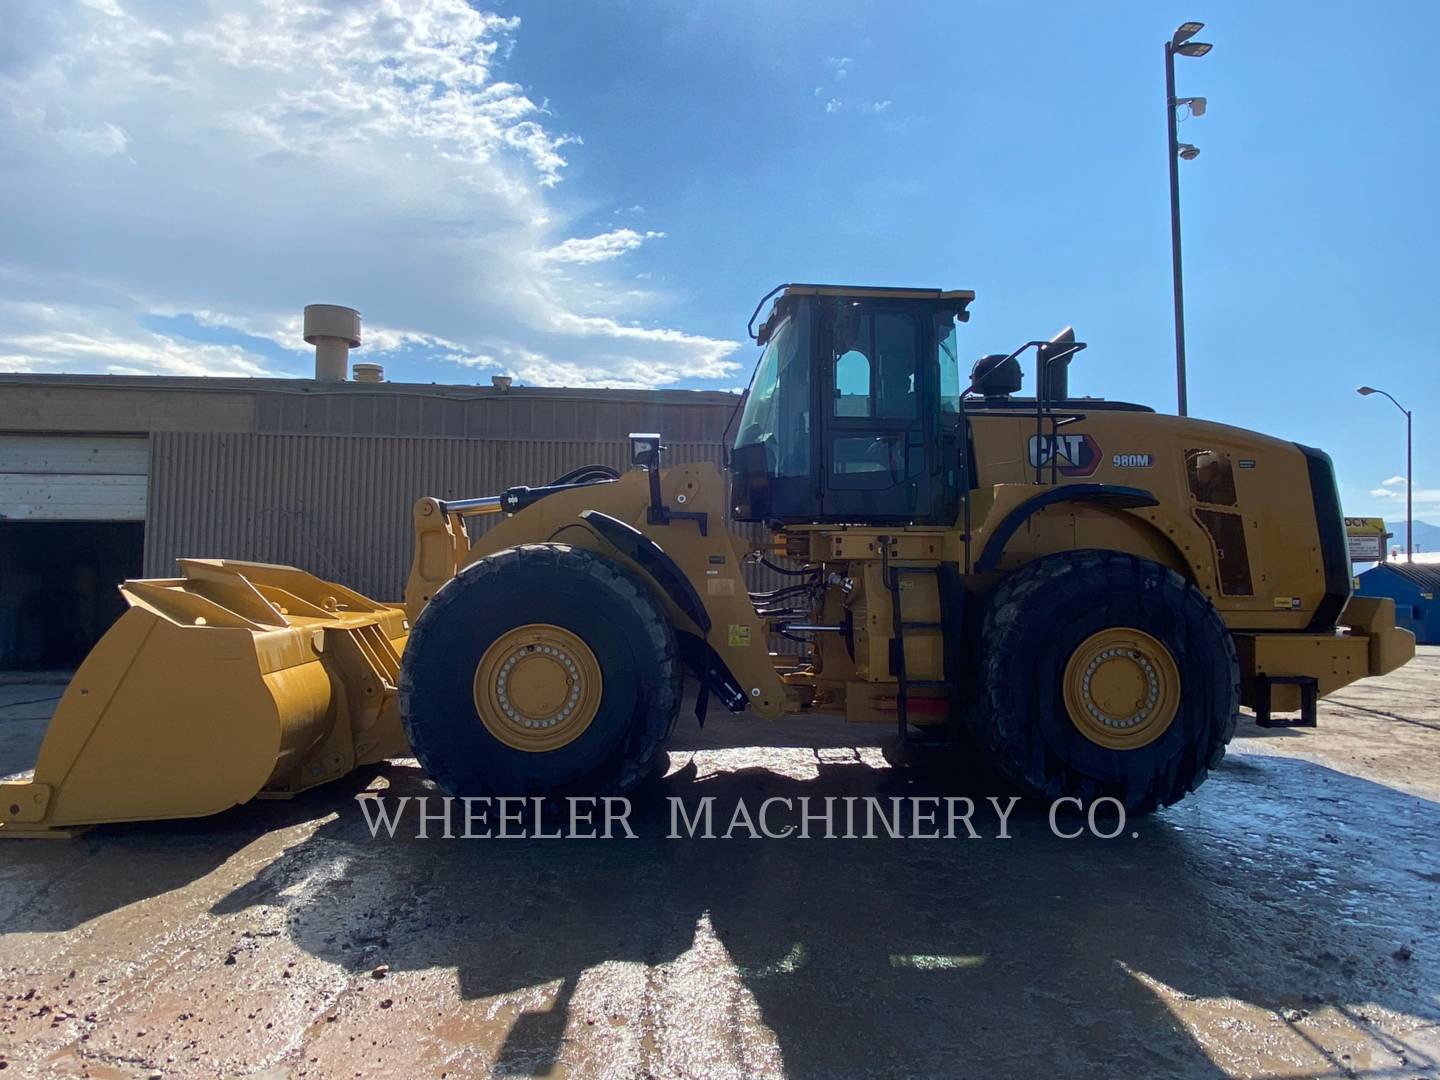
[303,304,362,382]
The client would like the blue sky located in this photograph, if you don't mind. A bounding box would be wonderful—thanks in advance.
[0,1,1434,523]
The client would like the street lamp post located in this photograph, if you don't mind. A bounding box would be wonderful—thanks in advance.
[1357,386,1413,562]
[1165,21,1212,417]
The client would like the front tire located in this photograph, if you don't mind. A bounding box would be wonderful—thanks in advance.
[969,550,1239,815]
[399,544,682,800]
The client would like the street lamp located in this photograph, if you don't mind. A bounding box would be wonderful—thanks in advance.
[1166,20,1212,417]
[1357,386,1413,562]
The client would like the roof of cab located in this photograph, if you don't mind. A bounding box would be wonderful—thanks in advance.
[780,283,976,303]
[750,282,977,343]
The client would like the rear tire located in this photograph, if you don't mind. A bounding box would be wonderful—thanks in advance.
[969,550,1238,815]
[399,544,682,800]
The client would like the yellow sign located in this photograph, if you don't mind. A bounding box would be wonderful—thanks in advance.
[728,624,751,647]
[1343,517,1387,533]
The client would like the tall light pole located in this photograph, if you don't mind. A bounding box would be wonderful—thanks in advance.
[1166,21,1212,417]
[1357,386,1413,562]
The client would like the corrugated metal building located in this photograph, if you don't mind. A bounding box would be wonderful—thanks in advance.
[1355,562,1440,645]
[0,373,743,668]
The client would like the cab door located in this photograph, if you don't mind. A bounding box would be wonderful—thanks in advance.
[819,302,930,520]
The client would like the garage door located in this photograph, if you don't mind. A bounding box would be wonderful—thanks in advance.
[0,435,149,521]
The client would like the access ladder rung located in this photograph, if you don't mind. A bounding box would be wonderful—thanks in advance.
[881,542,953,745]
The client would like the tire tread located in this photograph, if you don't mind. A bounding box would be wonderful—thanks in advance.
[968,550,1239,815]
[399,544,681,800]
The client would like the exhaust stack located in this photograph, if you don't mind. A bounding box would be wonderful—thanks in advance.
[303,304,362,382]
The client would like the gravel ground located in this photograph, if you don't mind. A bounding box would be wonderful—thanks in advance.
[0,650,1437,1079]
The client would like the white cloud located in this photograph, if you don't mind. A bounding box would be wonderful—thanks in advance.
[0,301,282,377]
[0,1,740,388]
[0,336,274,378]
[541,229,665,265]
[821,98,893,116]
[825,56,851,80]
[1370,475,1412,500]
[1368,483,1440,508]
[182,307,481,361]
[23,114,132,157]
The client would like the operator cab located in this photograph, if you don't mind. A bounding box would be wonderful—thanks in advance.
[730,284,974,525]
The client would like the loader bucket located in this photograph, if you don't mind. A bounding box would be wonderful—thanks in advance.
[0,560,410,838]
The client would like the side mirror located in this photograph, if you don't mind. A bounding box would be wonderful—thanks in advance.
[629,432,662,469]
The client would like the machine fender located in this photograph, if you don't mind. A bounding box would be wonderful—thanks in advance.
[578,510,713,634]
[975,484,1160,573]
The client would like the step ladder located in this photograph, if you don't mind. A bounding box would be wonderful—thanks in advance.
[881,541,961,750]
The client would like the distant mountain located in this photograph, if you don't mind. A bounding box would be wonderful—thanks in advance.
[1384,519,1440,555]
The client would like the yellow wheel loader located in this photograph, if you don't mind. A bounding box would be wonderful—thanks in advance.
[1,284,1415,836]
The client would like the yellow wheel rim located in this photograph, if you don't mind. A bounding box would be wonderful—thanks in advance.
[1062,627,1181,750]
[473,624,603,753]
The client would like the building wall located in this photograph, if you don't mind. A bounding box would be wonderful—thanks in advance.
[0,374,739,442]
[0,381,257,434]
[251,385,732,442]
[146,431,733,600]
[0,376,779,627]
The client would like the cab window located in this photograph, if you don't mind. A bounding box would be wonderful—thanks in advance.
[734,313,811,476]
[831,309,918,419]
[937,317,960,414]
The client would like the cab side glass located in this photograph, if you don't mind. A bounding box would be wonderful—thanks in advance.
[832,434,904,478]
[834,350,870,416]
[937,319,961,414]
[873,311,917,418]
[830,309,918,419]
[734,314,810,477]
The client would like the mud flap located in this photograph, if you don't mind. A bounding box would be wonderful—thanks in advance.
[676,631,747,724]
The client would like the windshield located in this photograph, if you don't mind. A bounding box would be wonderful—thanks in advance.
[734,311,811,477]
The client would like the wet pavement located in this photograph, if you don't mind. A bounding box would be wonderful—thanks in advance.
[1,652,1437,1079]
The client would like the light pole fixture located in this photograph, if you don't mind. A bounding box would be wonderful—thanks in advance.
[1357,386,1413,562]
[1166,20,1212,417]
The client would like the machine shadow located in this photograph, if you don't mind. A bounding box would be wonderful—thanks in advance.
[209,746,1440,1079]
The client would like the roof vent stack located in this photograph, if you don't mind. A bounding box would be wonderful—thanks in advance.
[303,304,362,382]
